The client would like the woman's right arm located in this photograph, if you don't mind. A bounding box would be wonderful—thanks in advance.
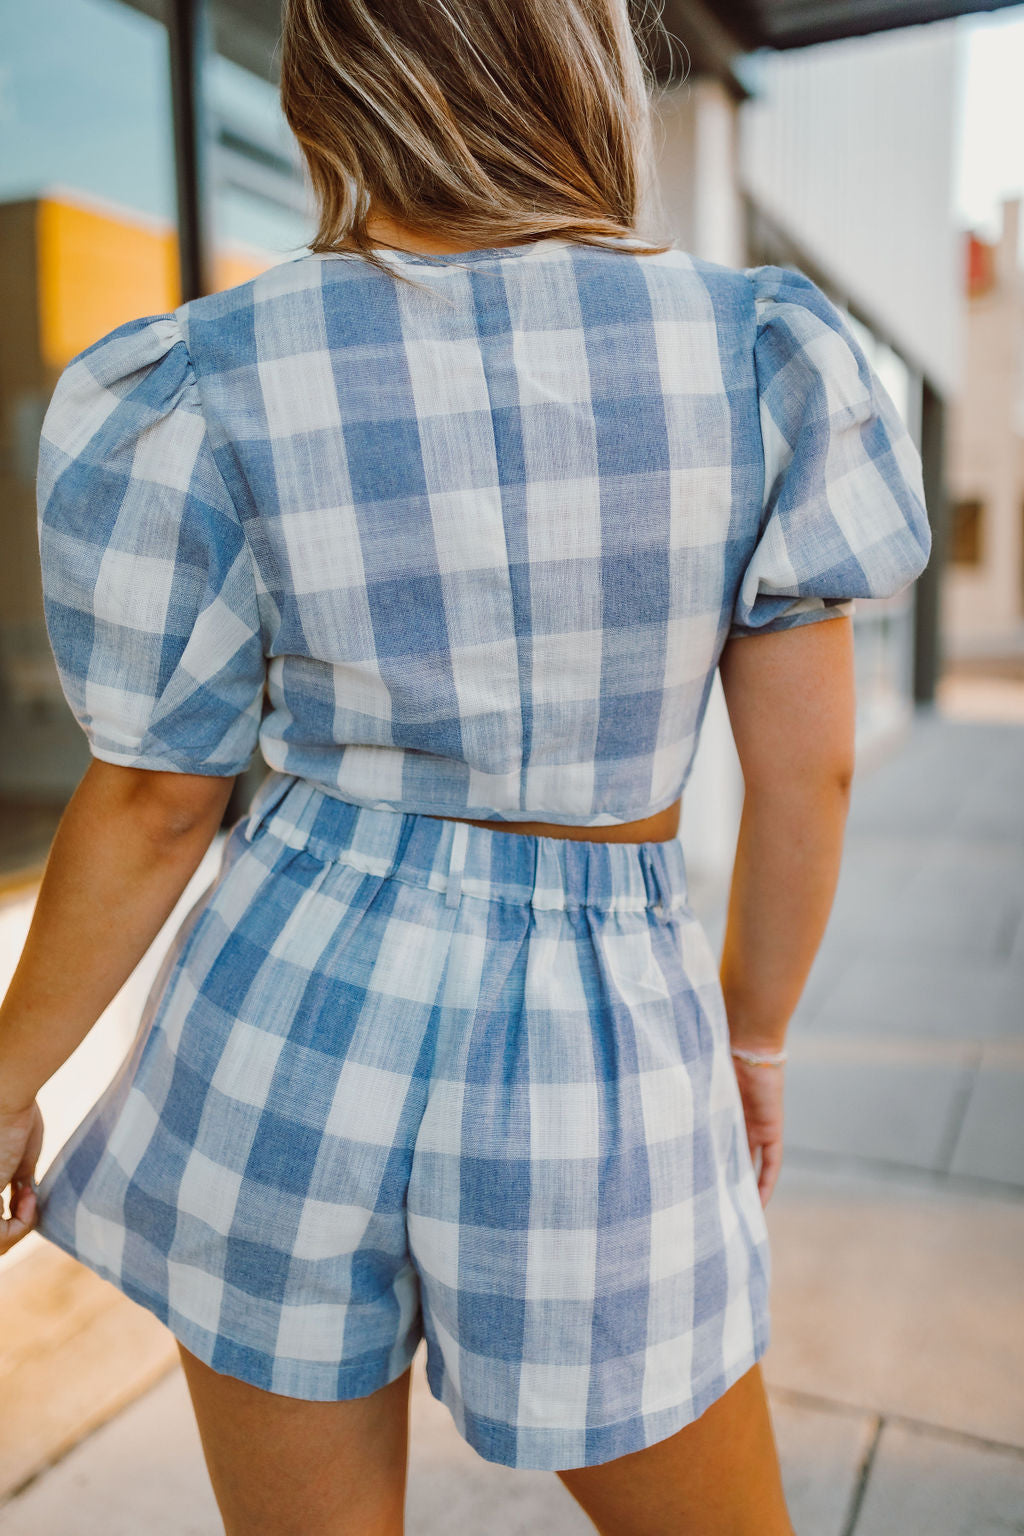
[716,612,857,1204]
[0,761,236,1254]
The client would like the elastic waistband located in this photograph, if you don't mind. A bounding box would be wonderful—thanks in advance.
[241,773,691,919]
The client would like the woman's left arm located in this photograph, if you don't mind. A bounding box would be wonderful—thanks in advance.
[0,759,235,1250]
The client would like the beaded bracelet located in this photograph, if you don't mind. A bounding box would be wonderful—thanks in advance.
[730,1045,788,1067]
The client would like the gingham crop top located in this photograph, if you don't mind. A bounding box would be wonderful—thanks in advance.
[36,237,932,826]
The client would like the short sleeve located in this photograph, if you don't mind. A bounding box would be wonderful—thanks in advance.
[36,313,267,775]
[727,264,933,640]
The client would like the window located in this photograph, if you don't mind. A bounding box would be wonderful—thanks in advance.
[0,0,314,879]
[950,499,985,567]
[0,0,177,880]
[206,47,314,281]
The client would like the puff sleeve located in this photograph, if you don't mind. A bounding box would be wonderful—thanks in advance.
[36,313,267,775]
[727,265,932,639]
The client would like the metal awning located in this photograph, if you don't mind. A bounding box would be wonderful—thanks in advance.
[125,1,1024,84]
[700,0,1022,51]
[653,0,1022,92]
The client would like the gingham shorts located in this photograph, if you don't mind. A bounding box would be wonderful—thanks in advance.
[36,772,771,1471]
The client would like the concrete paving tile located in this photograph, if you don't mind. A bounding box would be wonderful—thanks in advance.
[783,948,864,1029]
[0,1247,182,1504]
[4,1300,1019,1536]
[805,953,1023,1040]
[0,1359,883,1536]
[951,782,1024,846]
[406,1349,595,1536]
[848,735,952,803]
[697,913,869,1034]
[1010,910,1024,970]
[846,720,1024,842]
[784,1036,1003,1068]
[852,1421,1024,1535]
[825,839,930,927]
[846,761,972,839]
[908,841,1024,905]
[690,844,930,979]
[863,854,1024,961]
[782,1057,975,1172]
[769,1395,876,1536]
[762,1165,1024,1449]
[0,1369,219,1535]
[0,1352,597,1536]
[949,1056,1024,1187]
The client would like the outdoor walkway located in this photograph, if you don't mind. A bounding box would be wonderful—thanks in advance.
[3,705,1023,1534]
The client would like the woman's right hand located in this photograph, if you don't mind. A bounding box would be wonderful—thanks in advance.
[731,1060,785,1207]
[0,1100,44,1255]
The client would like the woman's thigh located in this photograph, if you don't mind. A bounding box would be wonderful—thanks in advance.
[177,1343,412,1536]
[556,1363,794,1536]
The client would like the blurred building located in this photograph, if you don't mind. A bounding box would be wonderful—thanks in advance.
[0,0,1010,894]
[945,195,1024,657]
[654,12,968,885]
[0,191,266,873]
[0,0,313,884]
[0,0,1018,1480]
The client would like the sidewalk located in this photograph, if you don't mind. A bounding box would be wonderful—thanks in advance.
[3,703,1023,1534]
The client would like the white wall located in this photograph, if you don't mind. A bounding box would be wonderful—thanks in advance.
[648,25,966,898]
[647,80,697,251]
[739,21,967,398]
[946,199,1024,647]
[650,77,747,902]
[736,24,968,759]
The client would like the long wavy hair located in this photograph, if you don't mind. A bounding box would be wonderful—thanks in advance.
[280,0,673,281]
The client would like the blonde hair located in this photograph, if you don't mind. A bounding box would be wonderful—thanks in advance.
[280,0,673,281]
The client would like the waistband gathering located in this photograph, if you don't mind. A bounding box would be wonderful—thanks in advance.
[241,773,691,920]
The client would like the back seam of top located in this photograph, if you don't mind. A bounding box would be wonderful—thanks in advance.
[464,263,531,807]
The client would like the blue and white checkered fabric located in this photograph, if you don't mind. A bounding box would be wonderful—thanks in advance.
[36,238,931,826]
[33,238,931,1469]
[37,773,771,1470]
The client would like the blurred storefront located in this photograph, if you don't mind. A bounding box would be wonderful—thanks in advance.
[945,196,1024,658]
[0,0,314,884]
[654,8,970,886]
[0,0,1018,1482]
[0,0,1008,891]
[0,190,272,874]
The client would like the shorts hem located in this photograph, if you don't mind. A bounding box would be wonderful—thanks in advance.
[425,1324,773,1471]
[34,1221,421,1404]
[38,1220,769,1465]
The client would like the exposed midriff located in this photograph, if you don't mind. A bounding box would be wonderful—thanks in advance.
[425,795,682,845]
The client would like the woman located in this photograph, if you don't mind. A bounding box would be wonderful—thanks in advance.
[1,1,930,1531]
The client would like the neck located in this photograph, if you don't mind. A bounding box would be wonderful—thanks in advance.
[351,210,514,257]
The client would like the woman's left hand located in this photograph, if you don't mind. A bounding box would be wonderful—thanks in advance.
[0,1100,44,1255]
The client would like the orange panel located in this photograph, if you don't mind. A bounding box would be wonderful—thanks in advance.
[36,195,294,370]
[213,250,279,292]
[36,198,180,370]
